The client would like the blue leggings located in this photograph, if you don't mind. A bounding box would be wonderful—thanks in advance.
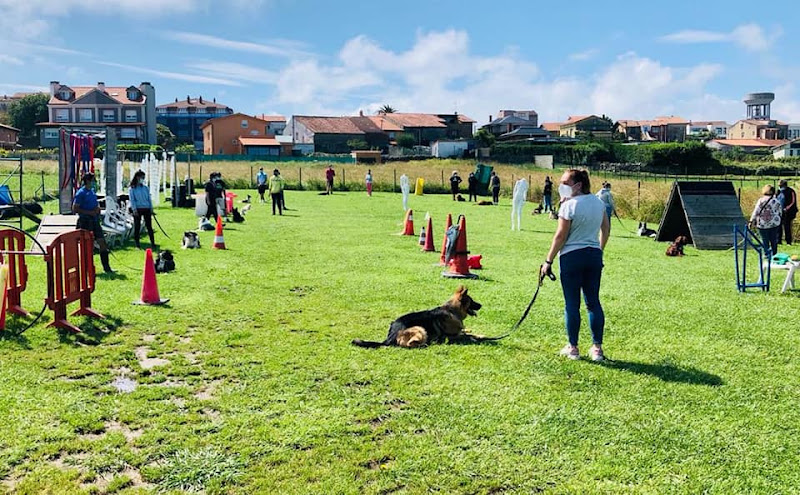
[559,247,605,346]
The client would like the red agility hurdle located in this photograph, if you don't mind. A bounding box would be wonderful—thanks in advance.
[44,229,104,333]
[0,228,30,316]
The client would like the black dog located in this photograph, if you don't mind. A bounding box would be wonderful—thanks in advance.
[231,207,245,223]
[456,194,466,202]
[637,222,657,237]
[155,250,175,273]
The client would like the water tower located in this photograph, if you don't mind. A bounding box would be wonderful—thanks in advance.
[744,92,774,120]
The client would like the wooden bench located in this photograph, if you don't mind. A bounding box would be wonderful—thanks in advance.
[31,214,78,254]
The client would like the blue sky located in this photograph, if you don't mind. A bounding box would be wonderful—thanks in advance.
[2,0,798,124]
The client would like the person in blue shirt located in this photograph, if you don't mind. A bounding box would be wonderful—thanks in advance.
[256,167,268,203]
[128,170,155,249]
[72,173,113,273]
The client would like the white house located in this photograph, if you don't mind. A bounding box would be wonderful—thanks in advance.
[788,124,800,140]
[686,121,729,138]
[431,139,469,158]
[772,139,800,158]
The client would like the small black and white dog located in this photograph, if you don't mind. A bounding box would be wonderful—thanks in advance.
[155,250,176,273]
[637,222,657,237]
[182,231,200,249]
[241,194,252,204]
[198,217,214,231]
[231,207,245,223]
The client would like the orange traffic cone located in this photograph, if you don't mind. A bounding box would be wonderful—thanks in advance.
[439,213,453,265]
[442,215,477,279]
[402,209,414,236]
[422,215,435,252]
[134,249,169,305]
[213,215,226,249]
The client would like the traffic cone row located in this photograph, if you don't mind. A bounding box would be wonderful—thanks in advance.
[397,208,476,278]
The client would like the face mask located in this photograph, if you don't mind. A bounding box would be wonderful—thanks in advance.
[558,184,574,199]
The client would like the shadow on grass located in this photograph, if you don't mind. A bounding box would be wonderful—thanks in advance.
[596,359,723,387]
[58,314,124,346]
[97,271,130,280]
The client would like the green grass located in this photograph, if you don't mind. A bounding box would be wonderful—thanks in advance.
[2,188,800,493]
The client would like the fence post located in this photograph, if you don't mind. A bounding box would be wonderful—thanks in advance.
[528,175,532,201]
[199,165,203,184]
[394,169,397,193]
[299,167,302,188]
[738,187,742,206]
[250,166,253,188]
[342,168,345,189]
[441,169,444,187]
[637,181,641,210]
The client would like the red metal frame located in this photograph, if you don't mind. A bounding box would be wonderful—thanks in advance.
[0,229,29,316]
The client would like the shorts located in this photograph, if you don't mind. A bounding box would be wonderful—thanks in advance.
[77,215,105,241]
[258,184,267,194]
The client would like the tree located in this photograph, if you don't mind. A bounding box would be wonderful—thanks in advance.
[156,123,176,150]
[378,105,396,114]
[395,133,415,149]
[175,143,196,155]
[7,93,48,137]
[473,128,495,148]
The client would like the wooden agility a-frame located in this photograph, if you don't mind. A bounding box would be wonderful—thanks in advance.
[656,181,746,250]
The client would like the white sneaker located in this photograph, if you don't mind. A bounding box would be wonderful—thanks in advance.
[589,345,605,362]
[559,345,580,360]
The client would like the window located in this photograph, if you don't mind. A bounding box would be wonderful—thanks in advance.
[232,139,238,144]
[55,109,69,122]
[44,129,59,139]
[78,109,92,122]
[59,90,72,100]
[120,128,136,139]
[241,120,248,128]
[250,130,259,136]
[102,109,115,122]
[125,110,138,122]
[127,90,139,101]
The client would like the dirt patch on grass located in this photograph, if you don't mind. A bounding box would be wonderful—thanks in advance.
[105,420,143,441]
[135,346,170,369]
[142,334,156,342]
[363,456,393,470]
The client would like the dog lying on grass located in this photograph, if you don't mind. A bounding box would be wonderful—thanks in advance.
[666,235,689,256]
[352,286,486,348]
[637,222,657,237]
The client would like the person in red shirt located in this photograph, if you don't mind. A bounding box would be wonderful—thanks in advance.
[325,166,335,195]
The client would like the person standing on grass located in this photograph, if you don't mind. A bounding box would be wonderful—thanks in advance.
[204,172,218,221]
[128,170,156,249]
[750,184,782,256]
[543,176,553,212]
[596,181,616,223]
[365,169,373,196]
[325,165,335,195]
[256,167,268,203]
[72,173,113,273]
[214,172,227,218]
[490,170,501,205]
[777,179,797,245]
[468,172,478,202]
[450,170,462,200]
[542,169,610,362]
[269,169,285,215]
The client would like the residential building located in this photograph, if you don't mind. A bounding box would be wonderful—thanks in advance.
[37,81,156,147]
[787,124,800,140]
[772,139,800,158]
[496,125,551,141]
[706,139,787,153]
[482,110,539,138]
[726,119,788,140]
[201,113,283,155]
[0,123,19,149]
[497,109,538,126]
[646,116,688,142]
[540,122,562,137]
[376,113,447,145]
[257,115,287,136]
[559,115,613,139]
[0,92,38,115]
[686,121,729,138]
[156,96,233,150]
[615,120,643,141]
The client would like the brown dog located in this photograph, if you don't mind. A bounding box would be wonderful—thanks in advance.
[666,235,689,256]
[352,286,484,348]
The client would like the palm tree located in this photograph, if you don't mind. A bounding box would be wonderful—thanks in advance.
[378,104,397,114]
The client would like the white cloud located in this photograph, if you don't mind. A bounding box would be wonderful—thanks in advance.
[184,61,278,84]
[0,55,22,65]
[96,61,244,86]
[163,31,313,59]
[568,49,599,62]
[0,83,49,92]
[660,23,777,52]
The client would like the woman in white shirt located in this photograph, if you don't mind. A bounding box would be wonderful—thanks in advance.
[542,169,610,361]
[750,184,782,256]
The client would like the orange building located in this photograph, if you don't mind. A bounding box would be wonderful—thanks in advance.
[201,113,286,155]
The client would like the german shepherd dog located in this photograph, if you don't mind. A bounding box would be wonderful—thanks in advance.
[352,286,485,348]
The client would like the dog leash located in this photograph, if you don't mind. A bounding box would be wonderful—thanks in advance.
[613,211,638,236]
[151,213,172,240]
[483,266,556,341]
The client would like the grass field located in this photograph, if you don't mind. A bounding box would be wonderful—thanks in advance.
[2,184,800,493]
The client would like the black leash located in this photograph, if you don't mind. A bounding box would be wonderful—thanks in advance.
[613,211,638,236]
[151,212,172,240]
[482,266,556,341]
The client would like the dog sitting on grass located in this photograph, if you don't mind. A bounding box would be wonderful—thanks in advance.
[666,235,689,256]
[352,286,485,348]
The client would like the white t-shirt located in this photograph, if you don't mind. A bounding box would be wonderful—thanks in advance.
[558,193,606,256]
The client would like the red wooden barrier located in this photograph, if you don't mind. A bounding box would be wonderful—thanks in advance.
[45,229,104,333]
[0,229,29,316]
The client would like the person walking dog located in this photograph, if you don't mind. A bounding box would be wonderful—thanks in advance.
[72,173,113,273]
[541,169,610,361]
[750,184,782,256]
[777,179,797,245]
[269,169,285,215]
[128,170,156,249]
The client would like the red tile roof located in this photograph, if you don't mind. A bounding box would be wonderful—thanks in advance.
[293,116,365,134]
[366,116,404,132]
[381,113,447,128]
[616,120,642,127]
[563,115,592,125]
[541,122,563,132]
[689,120,728,126]
[238,137,280,146]
[49,85,145,106]
[647,116,688,126]
[457,114,476,124]
[258,115,286,122]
